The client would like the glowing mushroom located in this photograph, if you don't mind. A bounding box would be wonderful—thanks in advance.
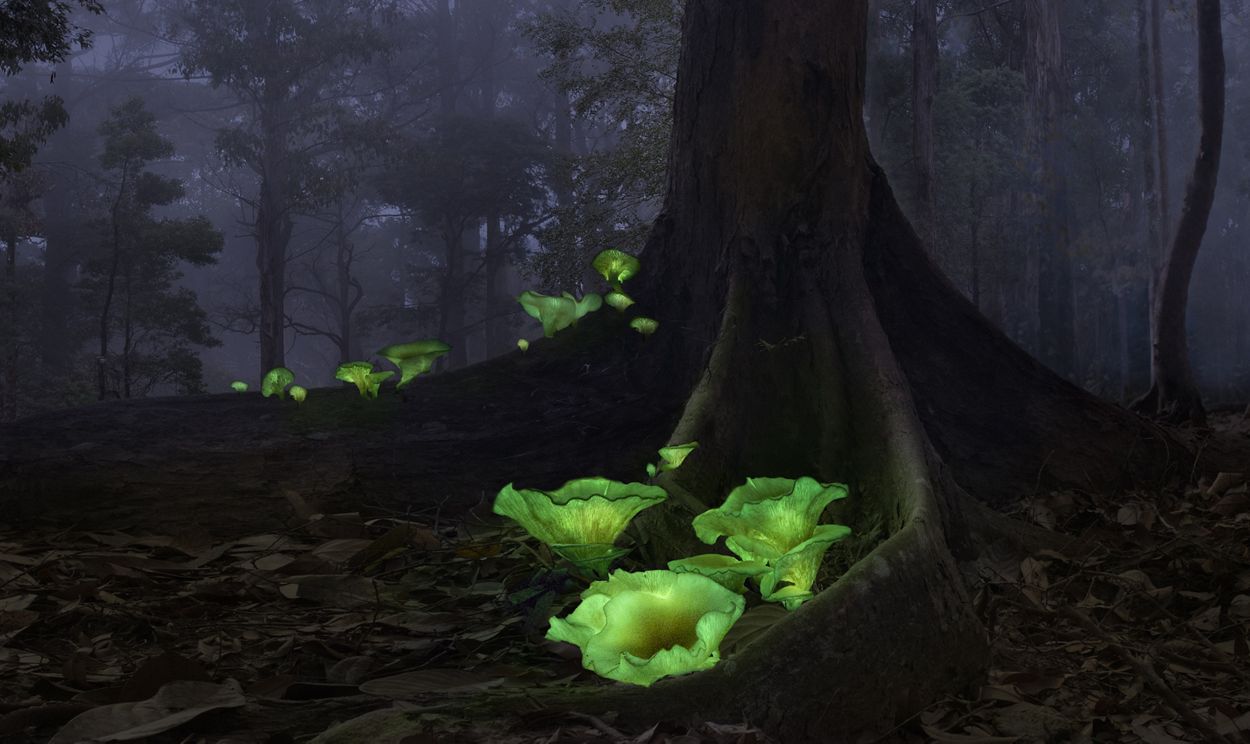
[261,367,295,399]
[518,290,603,338]
[547,570,745,687]
[289,385,308,404]
[493,477,668,577]
[592,249,641,288]
[230,381,249,393]
[377,340,451,389]
[692,477,851,609]
[629,317,659,338]
[335,361,394,399]
[667,554,768,594]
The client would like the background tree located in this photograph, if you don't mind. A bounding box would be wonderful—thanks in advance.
[83,97,222,399]
[0,0,101,178]
[1134,0,1224,423]
[177,0,392,377]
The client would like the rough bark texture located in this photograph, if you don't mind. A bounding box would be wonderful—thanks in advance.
[1024,0,1075,379]
[1134,0,1223,425]
[3,0,1247,740]
[911,0,938,248]
[1151,0,1172,249]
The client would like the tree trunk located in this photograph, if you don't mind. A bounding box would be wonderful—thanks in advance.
[4,0,1245,739]
[2,228,16,422]
[911,0,938,248]
[256,141,292,377]
[1134,0,1224,424]
[1151,0,1172,252]
[484,212,509,357]
[1025,0,1075,379]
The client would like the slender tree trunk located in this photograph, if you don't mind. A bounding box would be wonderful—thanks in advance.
[99,165,130,401]
[1025,0,1075,379]
[1135,0,1162,397]
[2,229,16,422]
[436,0,469,370]
[256,130,292,377]
[1151,0,1172,252]
[484,213,509,357]
[40,63,77,376]
[911,0,938,248]
[122,257,132,399]
[1135,0,1224,424]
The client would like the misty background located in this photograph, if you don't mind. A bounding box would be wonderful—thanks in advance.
[0,0,1246,422]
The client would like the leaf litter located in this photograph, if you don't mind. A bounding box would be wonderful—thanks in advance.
[0,501,775,742]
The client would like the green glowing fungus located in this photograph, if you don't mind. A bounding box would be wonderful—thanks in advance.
[230,381,249,393]
[517,339,530,352]
[493,477,668,576]
[289,385,308,404]
[335,361,394,399]
[547,569,744,687]
[592,249,641,287]
[629,317,659,338]
[377,340,451,389]
[261,367,295,399]
[667,554,768,594]
[518,290,603,338]
[604,290,636,312]
[692,477,851,609]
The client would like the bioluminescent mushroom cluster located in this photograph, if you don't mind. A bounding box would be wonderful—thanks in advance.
[492,445,853,687]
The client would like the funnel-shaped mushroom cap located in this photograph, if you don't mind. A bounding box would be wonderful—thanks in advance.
[757,524,851,609]
[230,381,249,393]
[493,477,668,550]
[692,477,849,562]
[336,361,392,398]
[517,339,530,352]
[261,367,295,399]
[289,385,308,404]
[604,290,636,312]
[667,554,768,593]
[377,340,451,388]
[547,570,745,687]
[657,442,698,473]
[629,317,659,337]
[592,249,641,286]
[518,291,602,338]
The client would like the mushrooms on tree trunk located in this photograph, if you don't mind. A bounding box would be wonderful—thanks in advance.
[492,0,1208,738]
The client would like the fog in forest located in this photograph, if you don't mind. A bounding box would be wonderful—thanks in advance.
[1,0,1245,421]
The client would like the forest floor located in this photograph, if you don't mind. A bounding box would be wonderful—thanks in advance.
[0,407,1248,743]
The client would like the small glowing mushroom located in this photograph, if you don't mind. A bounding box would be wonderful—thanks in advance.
[592,249,641,288]
[261,367,295,399]
[377,340,451,389]
[230,381,249,393]
[518,290,603,338]
[517,339,530,352]
[629,317,659,338]
[757,525,851,609]
[493,477,668,577]
[667,554,768,594]
[547,569,745,687]
[604,290,635,312]
[289,385,308,404]
[692,477,851,610]
[335,361,394,399]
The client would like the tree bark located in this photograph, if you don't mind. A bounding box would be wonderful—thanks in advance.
[1151,0,1172,251]
[1024,0,1075,379]
[1134,0,1224,424]
[911,0,938,248]
[256,125,293,377]
[3,0,1245,739]
[2,226,16,422]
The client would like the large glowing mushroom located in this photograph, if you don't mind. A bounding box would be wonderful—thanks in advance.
[692,477,851,609]
[546,569,745,687]
[493,477,668,577]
